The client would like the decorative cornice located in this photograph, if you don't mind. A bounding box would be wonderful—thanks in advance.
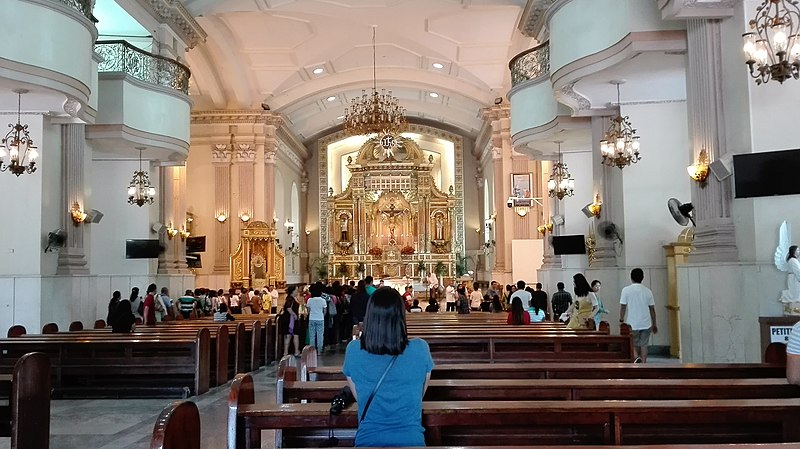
[279,142,303,171]
[481,105,511,122]
[659,0,735,20]
[191,110,284,125]
[555,82,591,114]
[518,0,558,38]
[138,0,207,49]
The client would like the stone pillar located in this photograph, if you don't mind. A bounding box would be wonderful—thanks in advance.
[300,172,310,280]
[263,118,280,225]
[57,124,89,274]
[483,105,512,281]
[685,18,737,262]
[212,144,232,273]
[590,116,618,266]
[541,168,562,269]
[235,143,256,221]
[157,164,189,274]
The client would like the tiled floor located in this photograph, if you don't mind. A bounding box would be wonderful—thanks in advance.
[0,350,675,449]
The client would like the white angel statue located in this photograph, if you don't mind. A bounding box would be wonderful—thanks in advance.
[775,220,800,315]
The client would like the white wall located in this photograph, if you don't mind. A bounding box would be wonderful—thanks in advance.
[559,149,593,270]
[88,159,154,275]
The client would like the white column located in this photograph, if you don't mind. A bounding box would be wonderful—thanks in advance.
[685,18,737,262]
[264,130,278,225]
[157,164,189,274]
[57,124,88,274]
[212,144,232,273]
[590,116,618,267]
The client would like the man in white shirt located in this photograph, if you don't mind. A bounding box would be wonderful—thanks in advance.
[509,280,532,309]
[619,268,657,363]
[788,320,800,385]
[306,283,328,353]
[469,282,483,311]
[269,286,280,313]
[445,281,456,312]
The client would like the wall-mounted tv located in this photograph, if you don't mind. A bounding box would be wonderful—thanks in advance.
[552,235,587,255]
[186,236,206,253]
[734,149,800,199]
[125,239,162,259]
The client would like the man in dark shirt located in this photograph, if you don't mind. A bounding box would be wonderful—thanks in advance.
[551,282,573,323]
[530,283,549,320]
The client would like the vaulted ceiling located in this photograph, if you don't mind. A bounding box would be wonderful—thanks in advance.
[183,0,534,141]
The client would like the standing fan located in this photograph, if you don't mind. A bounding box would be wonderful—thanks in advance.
[44,229,66,252]
[667,198,695,226]
[597,221,623,245]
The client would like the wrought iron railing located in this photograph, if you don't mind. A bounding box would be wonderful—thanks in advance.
[95,40,191,94]
[54,0,94,20]
[509,41,550,87]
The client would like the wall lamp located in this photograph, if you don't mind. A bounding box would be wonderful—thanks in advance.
[240,213,251,223]
[179,225,190,241]
[687,148,710,186]
[216,213,228,223]
[304,228,311,236]
[537,221,554,236]
[70,202,87,225]
[582,194,603,218]
[166,223,178,239]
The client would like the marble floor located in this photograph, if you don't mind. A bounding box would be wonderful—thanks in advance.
[0,351,676,449]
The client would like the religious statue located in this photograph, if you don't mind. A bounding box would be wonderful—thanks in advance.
[340,215,349,241]
[776,220,800,315]
[435,218,444,240]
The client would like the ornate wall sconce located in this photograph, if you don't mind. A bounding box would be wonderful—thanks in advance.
[166,223,178,239]
[216,213,228,223]
[70,202,87,225]
[179,225,190,240]
[582,194,603,218]
[687,149,710,186]
[537,221,554,235]
[305,228,311,236]
[240,213,251,223]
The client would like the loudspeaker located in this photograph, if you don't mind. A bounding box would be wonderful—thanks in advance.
[709,159,732,181]
[151,222,166,235]
[581,205,594,218]
[552,215,565,226]
[85,209,104,224]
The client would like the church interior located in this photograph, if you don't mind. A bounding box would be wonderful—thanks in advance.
[2,0,800,447]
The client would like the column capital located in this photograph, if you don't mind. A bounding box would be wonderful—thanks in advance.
[212,144,232,164]
[233,143,256,163]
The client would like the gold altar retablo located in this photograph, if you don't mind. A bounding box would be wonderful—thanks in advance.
[230,221,285,290]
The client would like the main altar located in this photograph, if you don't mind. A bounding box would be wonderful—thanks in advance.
[230,221,286,289]
[326,135,456,278]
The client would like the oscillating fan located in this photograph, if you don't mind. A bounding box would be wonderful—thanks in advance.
[597,221,623,245]
[667,198,695,226]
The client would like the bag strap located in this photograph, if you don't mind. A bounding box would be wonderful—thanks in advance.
[360,355,398,423]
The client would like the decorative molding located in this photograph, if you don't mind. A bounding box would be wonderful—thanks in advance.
[510,42,550,87]
[555,82,592,113]
[659,0,735,20]
[63,97,81,118]
[279,142,303,170]
[518,0,558,38]
[137,0,207,49]
[191,110,284,126]
[264,149,277,164]
[234,143,255,163]
[212,144,232,164]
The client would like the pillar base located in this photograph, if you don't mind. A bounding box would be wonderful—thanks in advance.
[56,249,89,275]
[590,244,618,268]
[690,218,738,263]
[541,253,562,270]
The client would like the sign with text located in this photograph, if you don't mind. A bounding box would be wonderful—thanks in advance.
[770,326,794,343]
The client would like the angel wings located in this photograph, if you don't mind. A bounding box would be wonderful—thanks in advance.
[775,220,792,273]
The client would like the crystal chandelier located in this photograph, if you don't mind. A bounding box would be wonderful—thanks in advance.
[600,81,641,169]
[344,27,407,136]
[547,141,574,200]
[0,89,38,177]
[743,0,800,84]
[127,148,156,207]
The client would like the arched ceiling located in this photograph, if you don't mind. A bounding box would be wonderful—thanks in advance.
[183,0,533,140]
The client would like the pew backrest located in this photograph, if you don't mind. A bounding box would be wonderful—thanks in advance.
[7,325,25,338]
[12,352,50,449]
[41,323,58,334]
[150,400,200,449]
[68,321,83,332]
[228,373,255,449]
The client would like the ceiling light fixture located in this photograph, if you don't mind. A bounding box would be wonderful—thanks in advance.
[127,147,156,207]
[313,67,325,75]
[343,26,407,136]
[327,96,337,102]
[429,92,439,98]
[547,141,575,200]
[600,80,641,170]
[743,0,800,84]
[432,62,444,69]
[0,89,38,177]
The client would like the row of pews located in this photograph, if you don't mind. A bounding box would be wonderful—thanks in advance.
[226,313,799,449]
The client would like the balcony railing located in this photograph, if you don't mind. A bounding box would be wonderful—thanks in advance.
[55,0,94,20]
[95,40,191,94]
[509,41,550,87]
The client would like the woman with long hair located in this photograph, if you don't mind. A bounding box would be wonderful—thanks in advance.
[566,273,599,329]
[108,299,136,333]
[280,285,302,357]
[507,296,530,325]
[343,287,433,447]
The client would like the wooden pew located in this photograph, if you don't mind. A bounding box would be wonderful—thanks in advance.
[0,330,210,398]
[150,400,200,449]
[230,376,800,448]
[306,361,787,382]
[279,377,800,403]
[0,352,51,449]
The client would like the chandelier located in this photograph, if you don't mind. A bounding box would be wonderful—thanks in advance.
[600,81,641,169]
[343,27,407,136]
[0,89,38,177]
[127,148,156,207]
[547,141,575,200]
[743,0,800,84]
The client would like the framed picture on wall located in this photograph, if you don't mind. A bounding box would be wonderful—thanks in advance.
[510,173,533,199]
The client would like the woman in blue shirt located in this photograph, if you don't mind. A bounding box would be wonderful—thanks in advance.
[343,287,434,447]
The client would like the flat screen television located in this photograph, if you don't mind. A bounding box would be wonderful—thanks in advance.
[186,254,201,269]
[125,239,162,259]
[734,149,800,198]
[552,235,586,255]
[186,236,206,253]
